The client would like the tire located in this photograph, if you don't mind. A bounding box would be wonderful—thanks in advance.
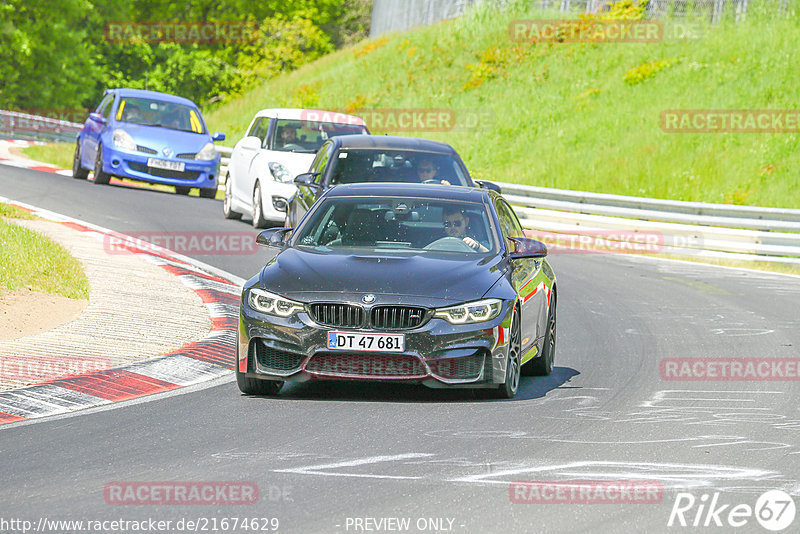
[72,141,89,180]
[175,186,191,195]
[491,308,521,399]
[223,175,241,219]
[252,181,269,229]
[199,187,216,199]
[235,343,283,395]
[93,144,111,185]
[525,290,556,376]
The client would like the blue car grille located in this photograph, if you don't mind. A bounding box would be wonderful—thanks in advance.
[177,153,196,159]
[128,161,201,180]
[136,145,157,154]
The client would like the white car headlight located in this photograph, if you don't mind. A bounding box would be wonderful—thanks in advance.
[247,288,304,317]
[112,129,136,151]
[269,162,292,183]
[195,142,217,161]
[434,299,502,324]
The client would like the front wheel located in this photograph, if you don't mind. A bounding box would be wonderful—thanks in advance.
[93,144,111,185]
[492,309,521,399]
[235,344,283,395]
[525,291,556,376]
[252,181,269,229]
[72,141,89,179]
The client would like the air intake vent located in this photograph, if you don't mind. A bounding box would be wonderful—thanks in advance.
[371,306,427,330]
[309,303,364,328]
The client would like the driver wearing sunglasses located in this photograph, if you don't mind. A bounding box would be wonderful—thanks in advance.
[442,206,488,252]
[416,158,451,185]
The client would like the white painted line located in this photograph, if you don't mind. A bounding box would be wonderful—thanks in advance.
[127,356,230,387]
[275,453,435,480]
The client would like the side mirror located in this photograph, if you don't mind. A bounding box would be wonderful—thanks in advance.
[256,228,293,248]
[476,180,501,193]
[88,112,106,125]
[240,136,261,150]
[212,132,226,142]
[508,237,547,259]
[293,172,322,190]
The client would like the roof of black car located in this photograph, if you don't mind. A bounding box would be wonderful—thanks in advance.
[331,135,457,153]
[325,182,490,202]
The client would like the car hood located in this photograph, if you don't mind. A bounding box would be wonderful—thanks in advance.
[114,123,211,154]
[258,248,504,306]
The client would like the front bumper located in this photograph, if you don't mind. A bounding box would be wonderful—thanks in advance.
[102,146,219,188]
[238,299,513,389]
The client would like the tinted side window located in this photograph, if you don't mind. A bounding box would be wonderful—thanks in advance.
[248,118,267,141]
[495,199,524,248]
[312,143,334,181]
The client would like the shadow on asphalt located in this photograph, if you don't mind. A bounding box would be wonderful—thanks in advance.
[240,366,580,404]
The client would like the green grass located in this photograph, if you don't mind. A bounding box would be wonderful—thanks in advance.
[0,206,90,299]
[205,3,800,208]
[0,203,36,219]
[20,143,74,170]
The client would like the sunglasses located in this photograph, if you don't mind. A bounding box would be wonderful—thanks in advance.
[443,219,464,228]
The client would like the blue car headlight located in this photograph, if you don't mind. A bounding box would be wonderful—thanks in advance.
[434,299,502,324]
[247,288,304,317]
[195,142,217,161]
[112,129,136,151]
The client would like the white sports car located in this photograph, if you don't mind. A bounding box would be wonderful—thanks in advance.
[223,109,368,227]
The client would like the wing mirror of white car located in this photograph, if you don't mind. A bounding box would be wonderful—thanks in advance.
[508,237,548,259]
[256,228,293,248]
[240,136,261,150]
[212,132,226,142]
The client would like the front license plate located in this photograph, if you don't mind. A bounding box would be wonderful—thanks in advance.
[327,332,405,352]
[147,158,185,172]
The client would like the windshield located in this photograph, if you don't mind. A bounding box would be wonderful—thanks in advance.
[329,149,470,186]
[272,119,368,153]
[115,97,206,134]
[293,196,496,254]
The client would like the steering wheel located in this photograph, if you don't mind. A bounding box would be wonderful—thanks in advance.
[282,143,304,151]
[423,236,474,252]
[422,179,440,184]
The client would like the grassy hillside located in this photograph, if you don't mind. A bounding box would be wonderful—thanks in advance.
[206,2,800,208]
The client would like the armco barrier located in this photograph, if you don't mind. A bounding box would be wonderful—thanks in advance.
[0,110,82,143]
[496,181,800,265]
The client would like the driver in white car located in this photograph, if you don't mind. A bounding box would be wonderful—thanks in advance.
[442,206,488,252]
[278,125,300,148]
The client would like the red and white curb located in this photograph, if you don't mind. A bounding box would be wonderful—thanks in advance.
[0,140,72,176]
[0,197,244,427]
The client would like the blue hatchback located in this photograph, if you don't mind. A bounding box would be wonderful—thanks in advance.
[72,88,225,198]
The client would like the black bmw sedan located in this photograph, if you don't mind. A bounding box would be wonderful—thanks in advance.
[237,183,556,399]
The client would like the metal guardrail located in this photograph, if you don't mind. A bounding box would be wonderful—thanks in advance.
[0,110,82,143]
[496,181,800,264]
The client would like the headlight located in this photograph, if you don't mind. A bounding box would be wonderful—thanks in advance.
[247,288,304,317]
[112,129,136,151]
[195,142,217,161]
[434,299,502,324]
[269,162,292,183]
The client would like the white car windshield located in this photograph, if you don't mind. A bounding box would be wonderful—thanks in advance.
[272,119,367,153]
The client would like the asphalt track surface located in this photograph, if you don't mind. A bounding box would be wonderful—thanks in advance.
[1,165,799,533]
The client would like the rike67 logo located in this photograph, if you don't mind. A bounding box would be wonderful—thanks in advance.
[668,490,796,531]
